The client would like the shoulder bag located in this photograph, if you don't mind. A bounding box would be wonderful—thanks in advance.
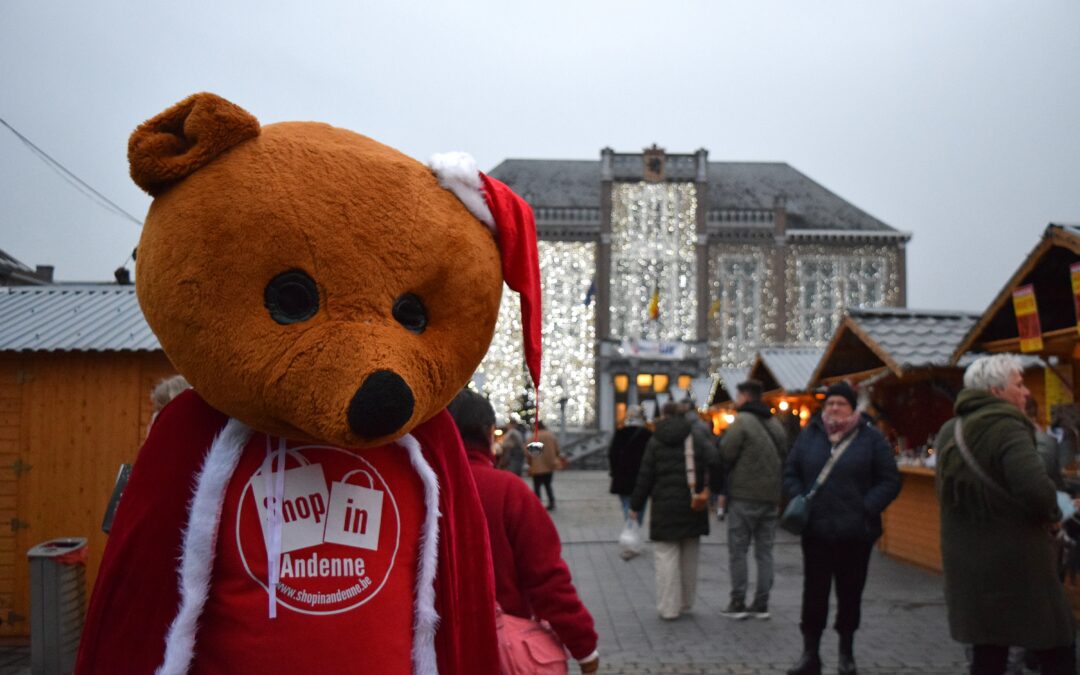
[952,419,1021,507]
[495,605,568,675]
[780,428,859,535]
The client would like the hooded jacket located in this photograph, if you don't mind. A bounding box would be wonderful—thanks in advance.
[935,389,1074,649]
[717,401,788,504]
[629,417,710,541]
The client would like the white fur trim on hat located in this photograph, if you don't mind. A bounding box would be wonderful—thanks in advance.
[428,152,495,231]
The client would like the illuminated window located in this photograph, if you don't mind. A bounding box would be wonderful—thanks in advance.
[653,374,670,392]
[678,374,693,390]
[614,374,629,394]
[616,402,627,426]
[637,373,654,390]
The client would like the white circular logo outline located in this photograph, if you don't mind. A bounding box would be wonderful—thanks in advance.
[235,443,403,616]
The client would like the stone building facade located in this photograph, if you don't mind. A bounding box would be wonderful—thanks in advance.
[479,147,909,431]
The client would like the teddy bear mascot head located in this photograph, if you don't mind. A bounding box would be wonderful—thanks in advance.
[75,93,544,675]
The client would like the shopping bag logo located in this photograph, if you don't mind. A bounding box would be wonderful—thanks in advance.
[251,463,329,554]
[324,481,384,551]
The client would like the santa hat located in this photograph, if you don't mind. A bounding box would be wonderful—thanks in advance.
[428,153,542,391]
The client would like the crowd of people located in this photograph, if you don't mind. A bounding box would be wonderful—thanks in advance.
[604,354,1078,675]
[407,349,1079,674]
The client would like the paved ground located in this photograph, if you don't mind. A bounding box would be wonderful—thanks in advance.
[5,470,1074,674]
[549,470,969,675]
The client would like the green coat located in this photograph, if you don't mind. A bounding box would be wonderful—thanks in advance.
[935,389,1075,649]
[718,403,788,504]
[630,417,710,542]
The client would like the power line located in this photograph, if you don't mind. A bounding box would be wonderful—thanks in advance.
[0,116,143,227]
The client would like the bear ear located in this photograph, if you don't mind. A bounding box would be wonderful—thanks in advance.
[128,92,260,196]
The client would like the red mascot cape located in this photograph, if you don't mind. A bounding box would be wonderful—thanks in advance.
[76,390,500,674]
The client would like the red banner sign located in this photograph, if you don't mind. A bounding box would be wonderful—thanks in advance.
[1012,284,1043,353]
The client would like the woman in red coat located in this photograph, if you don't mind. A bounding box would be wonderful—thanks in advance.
[448,389,600,673]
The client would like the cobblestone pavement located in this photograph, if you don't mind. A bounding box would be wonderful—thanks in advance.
[548,470,971,675]
[5,470,1074,674]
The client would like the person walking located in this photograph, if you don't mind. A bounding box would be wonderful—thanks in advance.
[935,355,1075,675]
[783,381,900,675]
[448,390,600,673]
[609,405,653,525]
[529,421,562,510]
[630,402,711,621]
[500,419,527,477]
[715,379,788,621]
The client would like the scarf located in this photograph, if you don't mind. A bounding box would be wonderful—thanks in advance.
[824,410,860,445]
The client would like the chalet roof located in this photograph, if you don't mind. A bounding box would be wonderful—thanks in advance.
[488,159,898,233]
[951,224,1080,361]
[750,347,826,394]
[709,366,749,406]
[813,307,978,383]
[0,285,159,352]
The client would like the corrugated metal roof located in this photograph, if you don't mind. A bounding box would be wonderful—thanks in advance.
[848,308,978,371]
[756,347,826,392]
[0,284,160,352]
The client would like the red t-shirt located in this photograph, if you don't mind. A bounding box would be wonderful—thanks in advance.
[194,436,424,673]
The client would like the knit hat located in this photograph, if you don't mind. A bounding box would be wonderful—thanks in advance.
[428,153,542,390]
[824,381,857,409]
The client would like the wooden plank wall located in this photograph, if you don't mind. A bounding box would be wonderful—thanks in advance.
[0,355,25,634]
[879,468,943,572]
[0,351,175,638]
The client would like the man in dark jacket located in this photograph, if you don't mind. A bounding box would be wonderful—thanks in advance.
[716,379,788,620]
[630,402,711,620]
[783,381,900,675]
[935,355,1075,675]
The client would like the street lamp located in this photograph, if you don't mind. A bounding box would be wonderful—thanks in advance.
[557,376,569,444]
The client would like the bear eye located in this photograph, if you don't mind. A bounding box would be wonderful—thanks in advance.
[393,293,428,334]
[265,270,320,325]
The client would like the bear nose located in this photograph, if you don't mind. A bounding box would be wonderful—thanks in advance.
[347,370,415,440]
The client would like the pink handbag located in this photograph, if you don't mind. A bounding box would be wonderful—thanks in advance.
[495,605,569,675]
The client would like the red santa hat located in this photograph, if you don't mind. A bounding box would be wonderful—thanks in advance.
[428,153,542,391]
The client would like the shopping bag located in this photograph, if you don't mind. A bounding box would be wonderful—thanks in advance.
[618,519,643,558]
[495,605,568,675]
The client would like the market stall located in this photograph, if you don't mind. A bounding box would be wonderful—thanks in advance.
[811,307,978,570]
[950,223,1080,614]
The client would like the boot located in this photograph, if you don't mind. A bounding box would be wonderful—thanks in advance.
[837,632,856,675]
[786,632,822,675]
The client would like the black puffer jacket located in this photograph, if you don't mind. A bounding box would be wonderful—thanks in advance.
[630,417,710,541]
[783,414,900,542]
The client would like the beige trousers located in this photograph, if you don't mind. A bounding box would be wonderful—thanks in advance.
[653,537,700,619]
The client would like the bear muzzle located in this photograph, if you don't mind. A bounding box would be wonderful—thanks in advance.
[346,370,416,440]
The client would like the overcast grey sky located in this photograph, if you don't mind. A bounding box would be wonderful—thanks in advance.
[2,1,1078,313]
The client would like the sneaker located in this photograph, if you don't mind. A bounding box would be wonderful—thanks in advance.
[720,600,748,620]
[747,602,770,620]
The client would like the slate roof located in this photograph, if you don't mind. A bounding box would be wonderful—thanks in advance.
[0,284,159,351]
[751,347,826,393]
[488,159,897,232]
[847,308,978,372]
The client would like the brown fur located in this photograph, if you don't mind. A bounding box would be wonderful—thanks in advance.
[133,94,503,448]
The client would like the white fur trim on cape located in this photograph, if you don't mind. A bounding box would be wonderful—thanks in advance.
[398,433,441,675]
[428,152,495,231]
[157,418,252,675]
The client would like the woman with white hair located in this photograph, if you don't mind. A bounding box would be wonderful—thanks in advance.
[935,354,1075,674]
